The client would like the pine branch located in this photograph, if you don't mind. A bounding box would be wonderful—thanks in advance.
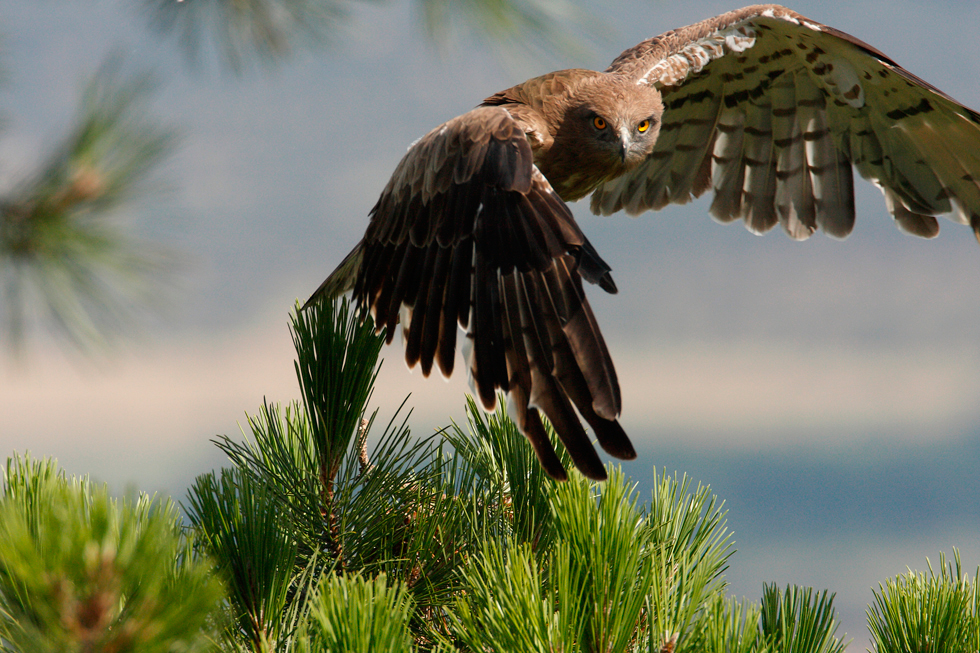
[691,594,765,653]
[444,393,565,553]
[0,453,223,652]
[185,466,299,651]
[448,459,737,653]
[867,550,978,653]
[303,571,415,652]
[209,298,477,647]
[759,584,847,653]
[291,298,384,497]
[451,540,559,653]
[0,57,179,354]
[549,467,655,653]
[143,0,349,73]
[641,470,734,653]
[142,0,603,74]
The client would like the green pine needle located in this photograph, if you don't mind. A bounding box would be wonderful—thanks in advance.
[759,584,847,653]
[444,393,564,552]
[642,471,734,652]
[303,572,415,653]
[449,458,737,653]
[694,594,766,653]
[550,467,655,653]
[452,540,561,653]
[185,466,298,650]
[867,550,979,653]
[290,297,385,490]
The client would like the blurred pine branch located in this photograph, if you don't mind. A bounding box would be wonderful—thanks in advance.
[144,0,350,73]
[143,0,605,73]
[0,453,224,651]
[0,57,179,356]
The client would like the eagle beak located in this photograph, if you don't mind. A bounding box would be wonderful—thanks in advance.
[618,130,630,162]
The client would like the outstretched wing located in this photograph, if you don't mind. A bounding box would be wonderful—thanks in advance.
[592,4,980,243]
[308,106,634,481]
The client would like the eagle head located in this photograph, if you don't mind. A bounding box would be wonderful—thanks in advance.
[542,74,664,200]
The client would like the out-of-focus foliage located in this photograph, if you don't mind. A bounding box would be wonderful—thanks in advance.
[0,453,224,652]
[0,59,178,355]
[414,0,602,68]
[143,0,350,73]
[144,0,602,72]
[4,0,603,356]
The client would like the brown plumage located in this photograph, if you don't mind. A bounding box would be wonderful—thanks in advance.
[307,4,980,481]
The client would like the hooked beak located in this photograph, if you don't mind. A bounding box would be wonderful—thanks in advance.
[618,130,630,162]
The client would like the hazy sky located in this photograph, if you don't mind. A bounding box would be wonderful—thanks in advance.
[3,1,980,648]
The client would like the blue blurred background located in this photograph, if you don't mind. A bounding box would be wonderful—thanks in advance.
[2,1,979,648]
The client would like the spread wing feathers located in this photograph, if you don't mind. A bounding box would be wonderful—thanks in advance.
[327,105,632,481]
[592,4,980,243]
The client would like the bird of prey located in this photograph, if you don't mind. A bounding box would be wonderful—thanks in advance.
[306,4,980,481]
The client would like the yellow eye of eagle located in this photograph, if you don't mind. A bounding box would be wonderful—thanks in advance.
[593,116,606,130]
[637,119,651,133]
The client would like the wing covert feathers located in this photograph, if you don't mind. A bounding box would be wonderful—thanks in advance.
[594,4,980,244]
[347,106,631,481]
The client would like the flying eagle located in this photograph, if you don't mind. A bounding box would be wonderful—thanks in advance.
[306,5,980,481]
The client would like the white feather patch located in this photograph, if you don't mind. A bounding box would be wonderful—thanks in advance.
[639,26,757,86]
[760,8,821,32]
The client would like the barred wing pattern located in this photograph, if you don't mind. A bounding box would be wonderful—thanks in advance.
[349,106,633,480]
[592,4,980,243]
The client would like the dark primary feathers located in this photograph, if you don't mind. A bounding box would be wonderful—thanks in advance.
[307,4,980,481]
